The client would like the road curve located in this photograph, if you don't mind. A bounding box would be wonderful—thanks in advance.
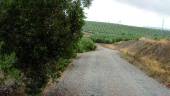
[45,45,170,96]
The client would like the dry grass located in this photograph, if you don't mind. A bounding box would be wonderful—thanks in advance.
[102,39,170,88]
[100,44,116,50]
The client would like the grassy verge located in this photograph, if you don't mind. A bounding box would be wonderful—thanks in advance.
[121,52,170,85]
[47,37,96,81]
[44,37,96,94]
[115,39,170,88]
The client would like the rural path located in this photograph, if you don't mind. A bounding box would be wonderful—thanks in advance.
[45,45,170,96]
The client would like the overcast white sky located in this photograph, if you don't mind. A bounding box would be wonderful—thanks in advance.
[84,0,170,29]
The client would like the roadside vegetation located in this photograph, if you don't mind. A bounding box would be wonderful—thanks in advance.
[0,0,93,96]
[83,21,170,43]
[0,42,24,95]
[76,37,96,53]
[115,39,170,88]
[86,21,170,88]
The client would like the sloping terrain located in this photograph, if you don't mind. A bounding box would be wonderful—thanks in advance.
[83,21,170,43]
[115,38,170,87]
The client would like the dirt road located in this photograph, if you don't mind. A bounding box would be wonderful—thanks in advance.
[46,45,170,96]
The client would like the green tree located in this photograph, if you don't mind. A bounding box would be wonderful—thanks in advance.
[0,0,92,95]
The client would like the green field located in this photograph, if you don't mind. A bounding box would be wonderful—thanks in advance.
[83,21,170,43]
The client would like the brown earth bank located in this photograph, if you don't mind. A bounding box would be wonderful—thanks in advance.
[102,38,170,88]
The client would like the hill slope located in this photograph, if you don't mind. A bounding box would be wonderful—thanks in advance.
[83,21,170,43]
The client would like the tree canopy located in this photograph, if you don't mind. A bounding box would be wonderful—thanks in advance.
[0,0,92,95]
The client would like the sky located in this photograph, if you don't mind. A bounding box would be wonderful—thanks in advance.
[84,0,170,29]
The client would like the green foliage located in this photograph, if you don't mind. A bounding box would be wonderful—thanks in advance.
[45,58,70,83]
[83,21,170,43]
[0,42,21,86]
[57,58,71,73]
[0,0,92,95]
[76,37,96,53]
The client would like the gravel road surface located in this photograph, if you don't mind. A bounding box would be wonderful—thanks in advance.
[45,45,170,96]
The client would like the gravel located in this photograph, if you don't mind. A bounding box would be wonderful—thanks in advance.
[45,45,170,96]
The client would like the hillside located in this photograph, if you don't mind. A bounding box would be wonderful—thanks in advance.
[83,21,170,43]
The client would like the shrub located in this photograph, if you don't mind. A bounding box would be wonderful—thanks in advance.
[0,0,92,95]
[0,53,20,84]
[76,37,96,53]
[0,42,23,96]
[0,42,20,84]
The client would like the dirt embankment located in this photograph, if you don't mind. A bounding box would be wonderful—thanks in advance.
[114,38,170,88]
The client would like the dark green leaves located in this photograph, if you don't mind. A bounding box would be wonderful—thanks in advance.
[0,0,92,95]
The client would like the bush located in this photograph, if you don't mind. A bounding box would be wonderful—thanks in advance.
[0,53,20,84]
[0,42,23,96]
[0,42,21,85]
[0,0,92,95]
[76,37,96,53]
[56,58,71,75]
